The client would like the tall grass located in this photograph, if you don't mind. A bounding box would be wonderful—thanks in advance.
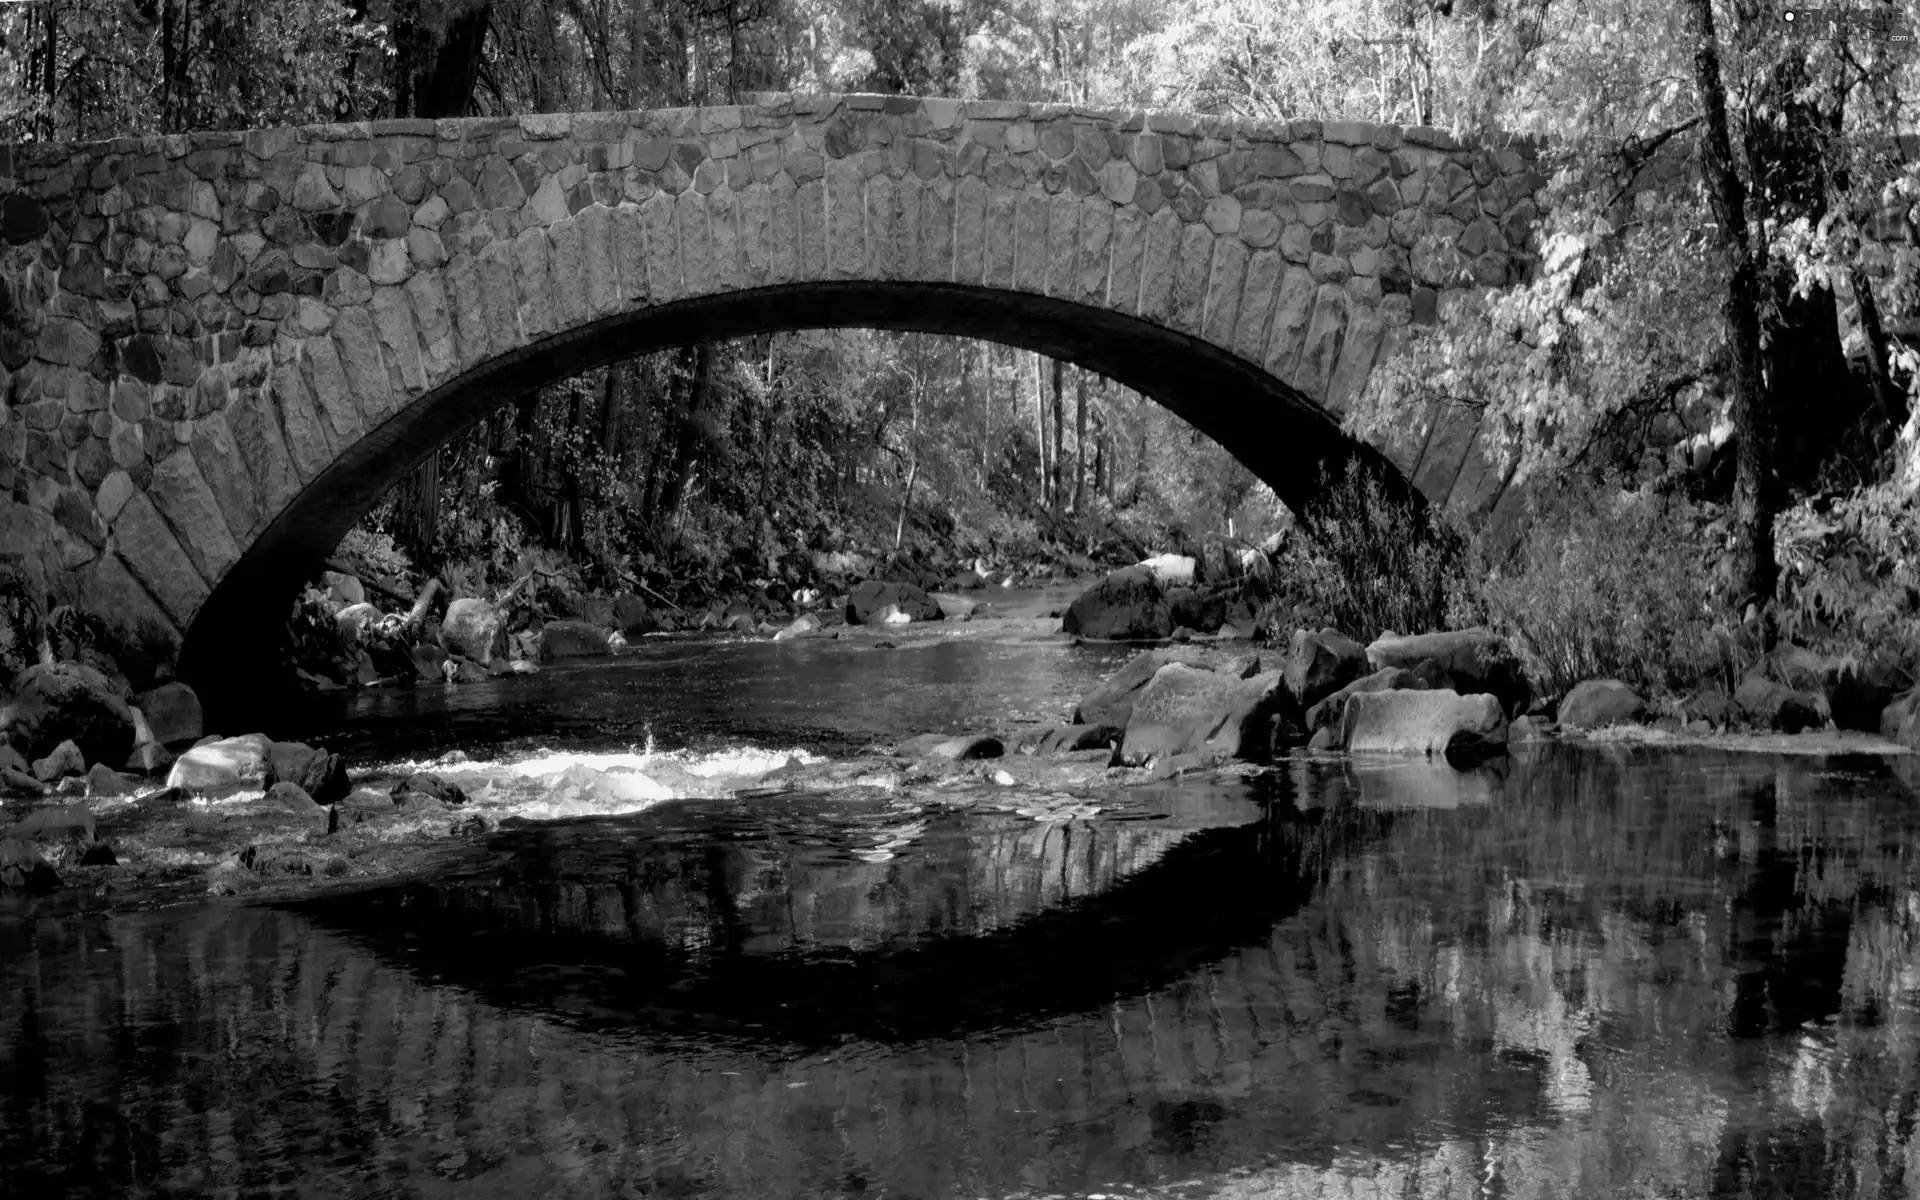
[1278,462,1470,642]
[1476,486,1731,701]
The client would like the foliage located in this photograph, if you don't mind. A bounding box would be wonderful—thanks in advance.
[334,527,415,585]
[1273,462,1470,643]
[1476,485,1731,703]
[1774,482,1920,668]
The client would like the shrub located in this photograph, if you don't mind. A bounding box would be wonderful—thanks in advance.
[1774,483,1920,671]
[1274,461,1472,642]
[1476,484,1731,702]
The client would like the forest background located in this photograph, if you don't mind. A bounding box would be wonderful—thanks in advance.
[3,0,1920,707]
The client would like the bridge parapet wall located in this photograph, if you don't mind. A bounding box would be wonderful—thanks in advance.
[0,95,1545,651]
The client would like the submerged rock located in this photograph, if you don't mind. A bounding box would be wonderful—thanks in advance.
[0,837,59,893]
[773,613,822,641]
[898,733,1004,761]
[392,772,467,807]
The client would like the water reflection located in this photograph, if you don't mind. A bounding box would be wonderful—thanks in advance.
[6,747,1920,1198]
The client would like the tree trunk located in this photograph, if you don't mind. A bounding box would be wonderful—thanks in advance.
[1850,268,1904,427]
[1050,358,1064,512]
[1686,0,1776,610]
[1031,352,1048,506]
[1072,365,1088,513]
[654,344,715,533]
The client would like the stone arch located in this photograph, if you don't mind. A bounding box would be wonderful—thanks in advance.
[0,95,1546,693]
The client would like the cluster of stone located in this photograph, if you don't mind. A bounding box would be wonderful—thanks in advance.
[0,93,1545,647]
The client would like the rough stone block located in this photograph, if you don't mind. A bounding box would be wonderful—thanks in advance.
[795,178,826,281]
[444,253,492,370]
[1137,209,1181,321]
[953,176,987,283]
[300,334,363,444]
[547,212,590,326]
[1076,196,1112,303]
[225,383,300,521]
[187,409,263,542]
[369,285,428,396]
[1202,237,1248,348]
[404,270,458,386]
[641,192,680,299]
[332,305,398,420]
[1170,223,1214,334]
[1107,208,1145,314]
[1234,249,1282,361]
[512,226,555,336]
[984,189,1018,288]
[1291,283,1349,399]
[1326,299,1384,413]
[826,159,864,278]
[477,239,524,354]
[147,450,241,586]
[1046,190,1078,297]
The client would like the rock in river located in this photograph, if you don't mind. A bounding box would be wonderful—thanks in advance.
[1061,567,1171,641]
[846,581,942,625]
[0,661,136,768]
[263,740,350,805]
[440,598,508,664]
[131,681,203,748]
[1364,628,1529,716]
[1339,688,1508,759]
[1556,679,1645,730]
[1284,628,1369,708]
[166,733,273,791]
[1118,663,1289,765]
[540,619,612,661]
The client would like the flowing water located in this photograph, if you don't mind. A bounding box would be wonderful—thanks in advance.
[7,622,1920,1198]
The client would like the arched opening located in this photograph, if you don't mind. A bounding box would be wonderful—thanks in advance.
[179,281,1411,699]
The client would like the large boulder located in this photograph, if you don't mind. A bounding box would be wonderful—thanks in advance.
[1734,677,1825,733]
[611,593,655,636]
[1284,628,1369,708]
[1137,554,1197,588]
[335,602,381,642]
[1364,628,1529,716]
[1304,666,1427,734]
[846,580,943,625]
[31,739,86,782]
[263,740,350,805]
[1075,649,1186,728]
[0,661,136,767]
[1557,679,1646,730]
[1061,567,1171,641]
[539,619,612,661]
[1339,688,1509,758]
[439,597,507,664]
[131,681,203,748]
[1118,663,1290,765]
[165,733,273,791]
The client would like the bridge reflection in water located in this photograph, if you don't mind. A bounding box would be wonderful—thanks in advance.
[8,750,1920,1198]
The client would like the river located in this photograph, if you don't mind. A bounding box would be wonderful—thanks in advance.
[5,617,1920,1198]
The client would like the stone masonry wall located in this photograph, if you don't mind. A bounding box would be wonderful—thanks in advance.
[0,94,1545,651]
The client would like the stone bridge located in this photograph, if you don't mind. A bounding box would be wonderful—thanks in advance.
[0,94,1544,688]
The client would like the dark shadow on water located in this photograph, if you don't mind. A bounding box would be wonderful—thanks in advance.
[289,776,1381,1047]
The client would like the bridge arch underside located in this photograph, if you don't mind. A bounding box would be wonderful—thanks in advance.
[178,281,1388,690]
